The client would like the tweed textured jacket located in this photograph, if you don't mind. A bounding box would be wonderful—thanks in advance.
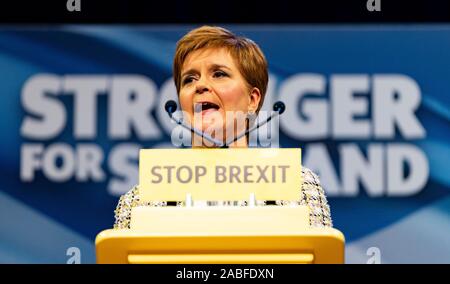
[113,167,332,229]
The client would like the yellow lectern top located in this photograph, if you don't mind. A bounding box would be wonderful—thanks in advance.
[96,206,345,264]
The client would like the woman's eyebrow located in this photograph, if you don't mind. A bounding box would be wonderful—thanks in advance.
[182,64,231,78]
[209,63,231,71]
[181,68,198,78]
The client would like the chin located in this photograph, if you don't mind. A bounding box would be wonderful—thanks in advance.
[200,121,225,136]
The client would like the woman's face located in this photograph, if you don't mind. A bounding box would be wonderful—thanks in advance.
[179,47,261,147]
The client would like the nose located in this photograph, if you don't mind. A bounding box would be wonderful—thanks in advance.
[195,77,210,94]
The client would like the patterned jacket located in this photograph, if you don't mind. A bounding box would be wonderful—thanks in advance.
[114,167,333,229]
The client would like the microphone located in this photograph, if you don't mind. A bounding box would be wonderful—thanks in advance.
[164,100,286,148]
[273,101,286,114]
[164,100,177,116]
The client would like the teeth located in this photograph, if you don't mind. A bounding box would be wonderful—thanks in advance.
[194,102,219,113]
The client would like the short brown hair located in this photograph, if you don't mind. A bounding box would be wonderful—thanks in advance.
[173,26,268,113]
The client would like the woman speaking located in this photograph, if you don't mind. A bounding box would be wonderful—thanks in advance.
[114,26,332,229]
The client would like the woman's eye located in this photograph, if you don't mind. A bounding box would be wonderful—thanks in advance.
[182,76,195,85]
[213,71,227,78]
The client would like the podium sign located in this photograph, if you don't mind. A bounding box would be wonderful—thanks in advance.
[139,148,302,202]
[97,147,346,264]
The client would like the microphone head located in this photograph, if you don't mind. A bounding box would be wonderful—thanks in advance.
[165,100,178,114]
[273,101,286,114]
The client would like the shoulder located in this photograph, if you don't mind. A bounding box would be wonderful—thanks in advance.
[300,167,333,227]
[301,167,322,186]
[120,185,141,205]
[113,185,171,229]
[113,185,140,229]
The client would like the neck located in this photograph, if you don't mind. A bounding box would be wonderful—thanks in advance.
[191,119,250,148]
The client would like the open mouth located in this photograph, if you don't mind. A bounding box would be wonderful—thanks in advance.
[194,102,220,113]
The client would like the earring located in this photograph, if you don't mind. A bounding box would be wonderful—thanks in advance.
[247,110,257,125]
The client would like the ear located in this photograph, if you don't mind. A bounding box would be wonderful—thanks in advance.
[248,87,262,113]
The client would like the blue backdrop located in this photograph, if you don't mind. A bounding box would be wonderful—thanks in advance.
[0,25,449,263]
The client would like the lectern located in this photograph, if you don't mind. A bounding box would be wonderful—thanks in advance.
[96,148,345,264]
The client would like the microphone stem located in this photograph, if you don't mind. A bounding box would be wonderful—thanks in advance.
[224,111,279,146]
[169,114,225,147]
